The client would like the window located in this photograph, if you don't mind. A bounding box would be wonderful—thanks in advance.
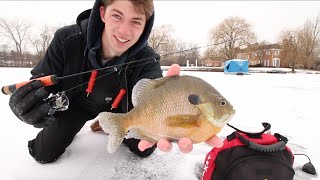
[259,51,264,56]
[266,51,270,55]
[274,50,280,56]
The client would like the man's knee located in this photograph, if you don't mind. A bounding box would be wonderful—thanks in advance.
[28,139,64,164]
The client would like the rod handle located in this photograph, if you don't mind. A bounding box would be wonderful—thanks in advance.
[1,75,58,95]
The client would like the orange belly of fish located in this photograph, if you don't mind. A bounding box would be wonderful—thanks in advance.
[139,118,222,144]
[187,119,222,143]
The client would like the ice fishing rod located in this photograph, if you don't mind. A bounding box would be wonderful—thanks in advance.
[0,56,160,95]
[1,40,229,95]
[0,60,141,95]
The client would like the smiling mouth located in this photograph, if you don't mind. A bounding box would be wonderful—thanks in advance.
[114,36,129,43]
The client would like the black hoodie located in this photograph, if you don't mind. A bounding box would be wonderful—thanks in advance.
[28,0,162,160]
[31,0,163,115]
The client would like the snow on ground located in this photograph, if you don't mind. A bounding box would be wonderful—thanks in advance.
[0,67,319,180]
[249,67,320,74]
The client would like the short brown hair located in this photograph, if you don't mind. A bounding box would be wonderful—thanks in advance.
[101,0,154,20]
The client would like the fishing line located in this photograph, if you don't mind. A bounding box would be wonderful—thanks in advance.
[1,40,229,96]
[62,56,162,93]
[1,40,231,114]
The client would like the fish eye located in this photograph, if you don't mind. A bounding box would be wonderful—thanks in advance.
[220,99,226,106]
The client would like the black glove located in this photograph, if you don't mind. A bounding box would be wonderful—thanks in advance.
[123,138,157,157]
[9,80,54,128]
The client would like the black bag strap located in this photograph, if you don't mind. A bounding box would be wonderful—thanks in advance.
[234,132,288,153]
[227,122,271,138]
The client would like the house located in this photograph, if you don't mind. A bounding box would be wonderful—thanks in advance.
[236,44,283,67]
[202,59,223,67]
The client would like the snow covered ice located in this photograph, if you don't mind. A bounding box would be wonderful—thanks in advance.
[0,67,319,180]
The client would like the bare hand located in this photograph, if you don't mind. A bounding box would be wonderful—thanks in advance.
[138,64,223,153]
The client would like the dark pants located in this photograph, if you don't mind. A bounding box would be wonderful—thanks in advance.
[28,103,91,163]
[27,103,156,164]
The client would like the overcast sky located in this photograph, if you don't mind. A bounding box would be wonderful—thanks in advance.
[0,1,320,46]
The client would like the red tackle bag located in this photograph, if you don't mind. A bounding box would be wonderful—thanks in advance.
[201,123,295,180]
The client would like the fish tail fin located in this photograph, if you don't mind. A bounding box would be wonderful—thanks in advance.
[97,112,128,153]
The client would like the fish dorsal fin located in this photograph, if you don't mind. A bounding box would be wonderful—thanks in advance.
[132,78,155,107]
[132,77,169,107]
[132,76,174,106]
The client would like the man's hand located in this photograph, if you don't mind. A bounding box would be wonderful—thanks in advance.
[9,80,55,128]
[138,64,223,153]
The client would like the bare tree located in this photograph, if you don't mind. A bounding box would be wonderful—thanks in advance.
[172,40,188,65]
[29,25,56,61]
[184,43,200,66]
[0,44,9,53]
[279,14,320,70]
[148,24,176,56]
[0,17,31,60]
[279,29,302,71]
[209,16,256,60]
[299,14,320,68]
[202,45,225,63]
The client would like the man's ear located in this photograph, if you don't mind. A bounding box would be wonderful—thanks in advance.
[99,6,106,22]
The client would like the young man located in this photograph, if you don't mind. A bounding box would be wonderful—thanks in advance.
[9,0,222,163]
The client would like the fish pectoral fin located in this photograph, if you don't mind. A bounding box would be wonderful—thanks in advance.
[165,115,201,128]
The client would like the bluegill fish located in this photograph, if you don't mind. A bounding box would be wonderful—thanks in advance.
[96,75,235,153]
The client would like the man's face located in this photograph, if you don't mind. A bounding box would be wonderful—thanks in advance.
[99,0,146,58]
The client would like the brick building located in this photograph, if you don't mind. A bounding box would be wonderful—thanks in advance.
[236,44,283,67]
